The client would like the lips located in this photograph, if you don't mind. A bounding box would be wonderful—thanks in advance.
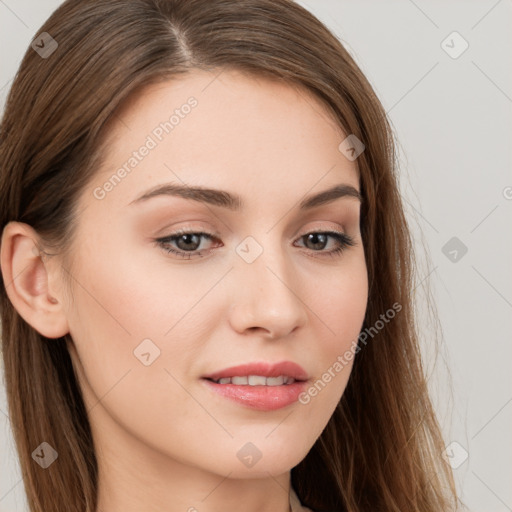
[202,361,308,382]
[201,361,309,411]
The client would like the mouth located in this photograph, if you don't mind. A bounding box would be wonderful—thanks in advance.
[205,375,299,386]
[201,361,309,411]
[202,360,308,382]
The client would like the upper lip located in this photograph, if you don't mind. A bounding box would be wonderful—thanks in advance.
[202,361,308,381]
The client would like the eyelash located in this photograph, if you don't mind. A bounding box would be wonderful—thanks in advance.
[154,228,355,260]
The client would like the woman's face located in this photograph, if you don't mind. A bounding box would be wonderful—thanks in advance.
[59,69,368,479]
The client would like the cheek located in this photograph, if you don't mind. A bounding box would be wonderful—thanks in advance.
[64,245,217,410]
[69,242,203,341]
[298,251,368,409]
[64,250,217,463]
[316,251,369,351]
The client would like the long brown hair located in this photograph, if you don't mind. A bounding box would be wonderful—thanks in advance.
[0,0,459,510]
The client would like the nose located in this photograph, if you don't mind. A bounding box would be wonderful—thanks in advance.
[228,239,309,340]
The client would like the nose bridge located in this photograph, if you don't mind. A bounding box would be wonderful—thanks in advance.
[229,232,307,337]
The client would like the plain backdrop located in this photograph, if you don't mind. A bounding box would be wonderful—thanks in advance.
[1,1,511,511]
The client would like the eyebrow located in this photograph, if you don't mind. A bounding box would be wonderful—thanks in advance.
[129,182,362,210]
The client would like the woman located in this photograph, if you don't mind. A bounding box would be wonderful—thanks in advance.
[0,0,460,511]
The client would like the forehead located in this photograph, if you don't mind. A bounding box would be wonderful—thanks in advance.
[110,68,342,136]
[86,68,359,213]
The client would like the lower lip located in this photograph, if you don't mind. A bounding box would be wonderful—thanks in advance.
[202,379,307,411]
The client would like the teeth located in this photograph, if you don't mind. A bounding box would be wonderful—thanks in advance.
[213,375,297,386]
[266,376,285,386]
[248,375,267,386]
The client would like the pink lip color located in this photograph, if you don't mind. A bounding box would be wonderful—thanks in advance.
[202,361,308,411]
[203,361,308,381]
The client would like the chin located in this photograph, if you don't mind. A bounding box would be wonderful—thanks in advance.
[210,435,313,478]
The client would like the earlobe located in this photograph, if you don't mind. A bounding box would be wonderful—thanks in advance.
[0,221,69,339]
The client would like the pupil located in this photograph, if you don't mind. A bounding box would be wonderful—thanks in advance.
[307,233,327,250]
[178,234,200,251]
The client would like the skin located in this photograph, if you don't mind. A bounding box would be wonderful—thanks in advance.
[1,69,368,512]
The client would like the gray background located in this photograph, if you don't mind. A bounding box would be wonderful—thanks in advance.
[1,1,511,511]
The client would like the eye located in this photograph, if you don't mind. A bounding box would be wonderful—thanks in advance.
[154,229,355,260]
[294,230,355,258]
[155,229,220,259]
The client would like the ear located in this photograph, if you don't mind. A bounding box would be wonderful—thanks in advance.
[0,221,69,338]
